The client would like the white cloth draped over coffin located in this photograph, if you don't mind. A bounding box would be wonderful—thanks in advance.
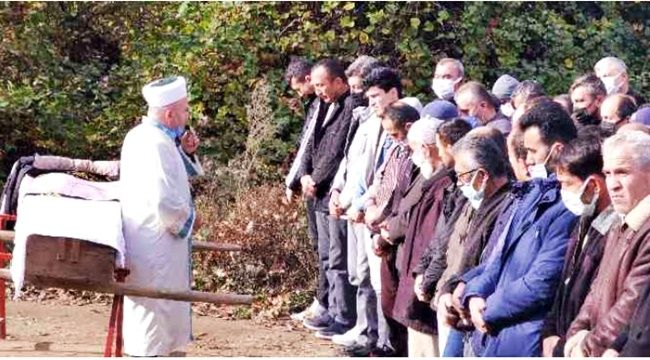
[10,173,125,297]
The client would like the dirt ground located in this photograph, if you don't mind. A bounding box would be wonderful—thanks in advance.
[0,301,341,357]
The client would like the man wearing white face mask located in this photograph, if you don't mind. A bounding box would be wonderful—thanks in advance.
[421,128,514,356]
[431,58,464,103]
[521,101,578,179]
[453,101,578,357]
[492,74,520,119]
[594,56,647,106]
[541,135,616,357]
[565,130,650,357]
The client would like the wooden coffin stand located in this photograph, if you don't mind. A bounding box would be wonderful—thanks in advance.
[0,229,253,357]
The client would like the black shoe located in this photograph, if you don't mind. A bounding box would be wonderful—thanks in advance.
[369,345,397,357]
[302,312,333,331]
[344,343,373,357]
[315,321,351,340]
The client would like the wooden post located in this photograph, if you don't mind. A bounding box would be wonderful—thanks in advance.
[0,269,253,305]
[0,215,16,340]
[0,231,12,243]
[0,230,242,252]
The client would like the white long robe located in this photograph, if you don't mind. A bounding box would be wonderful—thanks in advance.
[119,119,195,356]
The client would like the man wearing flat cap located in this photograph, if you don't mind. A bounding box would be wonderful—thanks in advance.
[120,76,196,357]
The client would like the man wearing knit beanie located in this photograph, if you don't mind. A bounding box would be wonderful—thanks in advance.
[492,74,520,118]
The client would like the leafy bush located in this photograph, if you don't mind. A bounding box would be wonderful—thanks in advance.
[1,2,649,179]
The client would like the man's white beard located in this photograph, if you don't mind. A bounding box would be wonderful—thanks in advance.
[420,161,435,179]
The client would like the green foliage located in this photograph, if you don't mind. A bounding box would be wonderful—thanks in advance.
[1,2,649,180]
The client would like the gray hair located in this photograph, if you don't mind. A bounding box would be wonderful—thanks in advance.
[594,56,628,75]
[345,55,380,79]
[603,130,650,170]
[452,134,509,177]
[147,103,176,121]
[284,57,312,83]
[437,58,464,78]
[407,118,443,145]
[570,73,607,98]
[511,80,545,104]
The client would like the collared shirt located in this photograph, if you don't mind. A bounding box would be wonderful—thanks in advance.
[582,206,618,250]
[623,195,650,232]
[285,99,321,189]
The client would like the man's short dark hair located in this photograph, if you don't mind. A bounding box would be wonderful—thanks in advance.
[578,124,614,140]
[383,101,419,128]
[613,94,638,120]
[556,135,604,180]
[520,100,578,145]
[437,118,472,146]
[284,57,312,84]
[364,67,403,98]
[569,73,606,98]
[314,58,347,82]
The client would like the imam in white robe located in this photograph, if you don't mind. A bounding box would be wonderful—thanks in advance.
[120,117,195,356]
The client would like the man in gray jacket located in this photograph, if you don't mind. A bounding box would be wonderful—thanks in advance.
[329,66,401,351]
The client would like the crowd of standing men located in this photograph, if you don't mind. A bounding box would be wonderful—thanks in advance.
[283,55,650,357]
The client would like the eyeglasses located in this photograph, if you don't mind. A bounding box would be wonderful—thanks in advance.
[457,168,479,178]
[457,168,480,185]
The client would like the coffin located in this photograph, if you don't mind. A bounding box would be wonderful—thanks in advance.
[24,235,116,289]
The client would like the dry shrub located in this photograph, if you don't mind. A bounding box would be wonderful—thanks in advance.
[191,78,317,319]
[192,184,317,320]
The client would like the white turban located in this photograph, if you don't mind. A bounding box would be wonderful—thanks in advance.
[142,76,187,107]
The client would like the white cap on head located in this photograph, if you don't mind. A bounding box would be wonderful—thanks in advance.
[407,118,444,145]
[401,97,423,115]
[142,76,188,107]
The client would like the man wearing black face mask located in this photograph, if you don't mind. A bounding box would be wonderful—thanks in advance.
[569,74,607,128]
[342,56,380,154]
[599,94,638,134]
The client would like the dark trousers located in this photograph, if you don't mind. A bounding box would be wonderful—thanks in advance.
[380,247,408,356]
[305,198,328,308]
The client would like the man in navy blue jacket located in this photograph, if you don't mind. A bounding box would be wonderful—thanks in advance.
[455,100,579,356]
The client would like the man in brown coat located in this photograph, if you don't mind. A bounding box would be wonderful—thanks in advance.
[379,118,452,356]
[564,130,650,357]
